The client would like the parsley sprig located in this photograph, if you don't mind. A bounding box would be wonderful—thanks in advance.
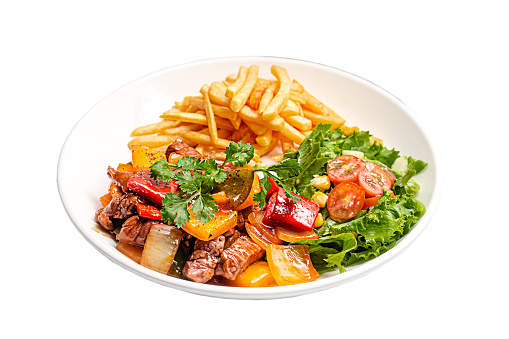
[150,141,267,228]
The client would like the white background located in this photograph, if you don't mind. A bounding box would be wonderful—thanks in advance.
[2,1,508,338]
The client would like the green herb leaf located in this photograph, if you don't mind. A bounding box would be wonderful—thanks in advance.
[223,141,254,167]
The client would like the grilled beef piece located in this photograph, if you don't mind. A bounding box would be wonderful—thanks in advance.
[107,166,134,193]
[116,215,157,247]
[94,193,144,231]
[182,236,226,283]
[215,236,264,280]
[165,138,203,159]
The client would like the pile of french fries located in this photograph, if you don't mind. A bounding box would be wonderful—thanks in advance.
[128,65,361,162]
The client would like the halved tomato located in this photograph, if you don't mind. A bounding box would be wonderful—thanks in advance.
[327,182,365,221]
[377,163,396,186]
[358,162,392,197]
[327,155,364,184]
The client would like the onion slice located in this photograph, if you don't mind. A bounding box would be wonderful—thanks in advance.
[140,224,183,275]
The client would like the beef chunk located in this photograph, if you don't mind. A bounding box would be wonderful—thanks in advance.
[215,236,264,280]
[116,215,156,247]
[182,236,226,283]
[107,166,134,193]
[165,138,203,159]
[94,193,143,231]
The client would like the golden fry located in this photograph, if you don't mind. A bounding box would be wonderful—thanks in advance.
[255,128,273,147]
[226,66,248,99]
[230,65,259,112]
[289,90,306,105]
[370,136,383,145]
[284,115,312,131]
[160,111,235,131]
[291,80,305,93]
[188,95,238,121]
[339,125,359,137]
[159,124,203,135]
[195,144,227,161]
[184,131,231,149]
[280,121,306,144]
[262,65,291,121]
[302,108,345,128]
[128,135,181,149]
[244,121,268,136]
[254,136,279,157]
[279,99,301,118]
[208,82,231,107]
[130,120,181,137]
[258,88,273,113]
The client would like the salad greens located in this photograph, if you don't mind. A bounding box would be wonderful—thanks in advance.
[280,123,427,273]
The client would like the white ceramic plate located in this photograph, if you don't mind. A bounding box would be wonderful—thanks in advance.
[58,56,442,299]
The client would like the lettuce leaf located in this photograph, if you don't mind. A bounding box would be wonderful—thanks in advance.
[317,192,426,266]
[293,232,357,274]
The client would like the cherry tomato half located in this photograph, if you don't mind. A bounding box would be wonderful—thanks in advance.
[327,155,364,184]
[327,182,365,221]
[358,162,392,197]
[377,164,396,186]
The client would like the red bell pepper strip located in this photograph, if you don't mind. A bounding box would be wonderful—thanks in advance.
[127,170,178,206]
[263,188,320,232]
[136,203,162,221]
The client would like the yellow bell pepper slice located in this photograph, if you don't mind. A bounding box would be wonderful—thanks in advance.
[232,261,275,287]
[182,209,237,241]
[131,145,166,172]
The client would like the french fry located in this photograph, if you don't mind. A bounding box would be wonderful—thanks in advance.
[187,97,237,120]
[279,99,301,118]
[271,154,285,162]
[302,108,345,128]
[240,130,256,145]
[255,128,273,147]
[198,127,231,140]
[159,124,203,135]
[284,115,312,131]
[195,144,227,161]
[302,90,340,119]
[262,65,291,121]
[160,111,235,131]
[254,136,279,157]
[289,90,306,105]
[231,123,250,142]
[208,82,231,107]
[370,136,383,145]
[130,120,181,137]
[225,73,237,83]
[230,65,259,112]
[258,88,273,113]
[183,131,232,149]
[291,80,305,93]
[340,125,359,137]
[244,121,268,136]
[238,106,284,131]
[226,66,248,99]
[128,135,181,149]
[280,121,306,144]
[230,116,242,130]
[200,84,219,144]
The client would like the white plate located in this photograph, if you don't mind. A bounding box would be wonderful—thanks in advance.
[58,56,442,299]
